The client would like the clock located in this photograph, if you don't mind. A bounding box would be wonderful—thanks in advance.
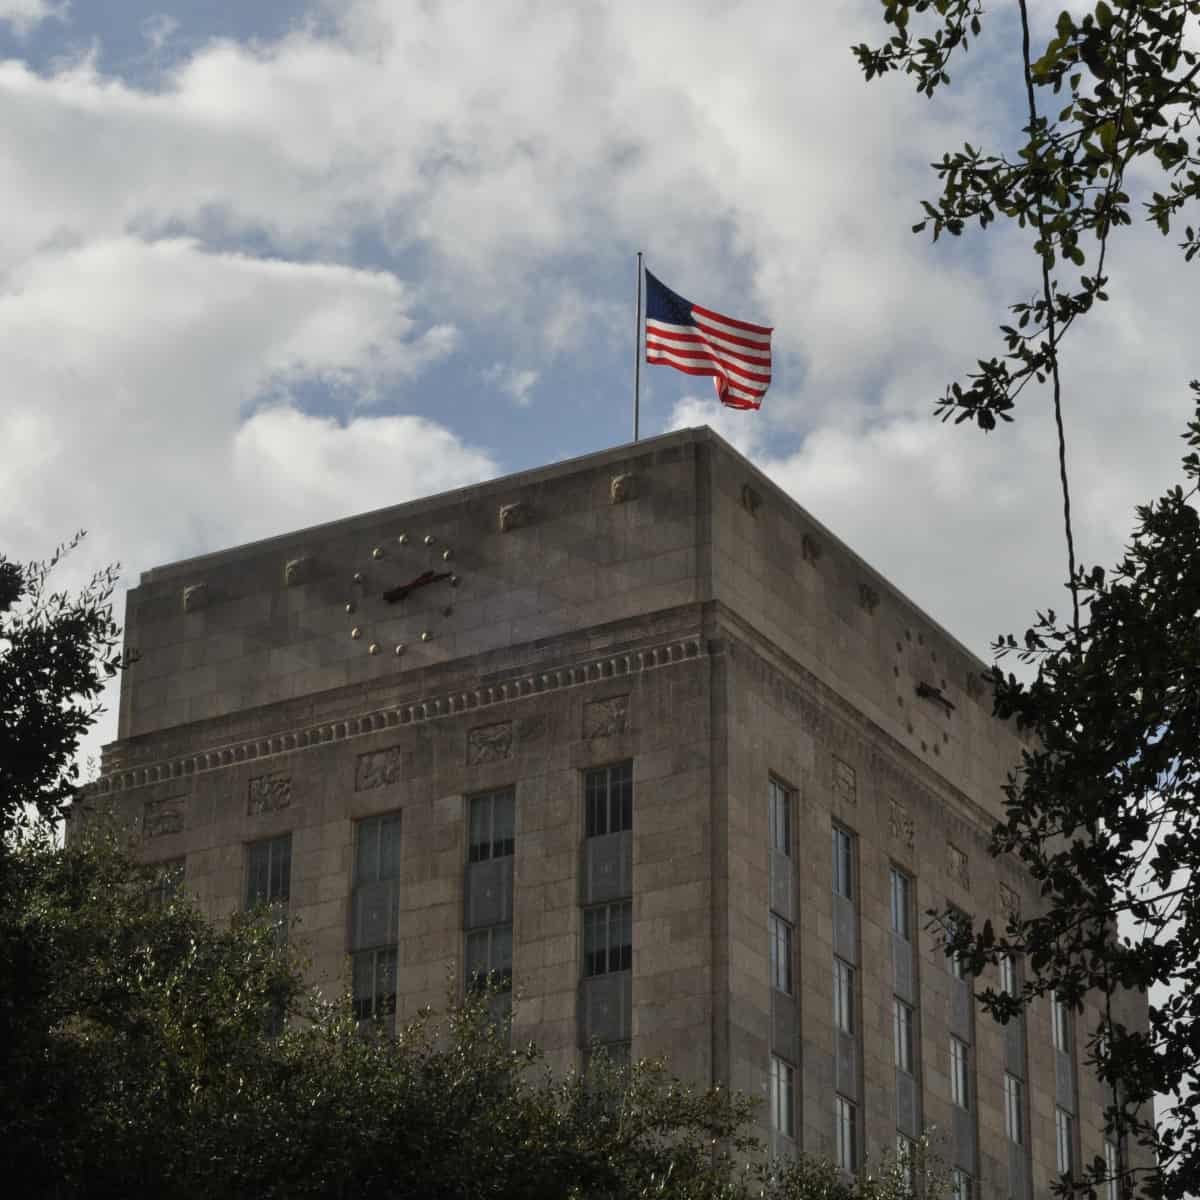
[343,532,461,658]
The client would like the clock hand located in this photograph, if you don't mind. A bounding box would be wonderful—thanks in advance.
[383,570,452,604]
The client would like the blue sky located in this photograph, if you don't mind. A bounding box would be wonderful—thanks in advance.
[2,0,1197,758]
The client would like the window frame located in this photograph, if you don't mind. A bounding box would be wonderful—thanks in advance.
[582,899,633,977]
[769,776,792,857]
[951,1168,973,1200]
[245,833,292,909]
[1004,1072,1024,1144]
[584,761,633,838]
[950,1035,970,1109]
[468,788,515,863]
[999,953,1018,997]
[466,922,514,994]
[834,956,856,1035]
[147,857,185,908]
[890,866,912,941]
[1105,1140,1119,1200]
[770,1055,795,1139]
[832,825,855,899]
[1052,993,1072,1054]
[769,912,794,995]
[1055,1106,1074,1177]
[355,811,402,885]
[352,945,398,1023]
[835,1095,857,1170]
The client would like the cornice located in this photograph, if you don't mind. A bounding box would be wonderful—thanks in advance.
[83,634,706,798]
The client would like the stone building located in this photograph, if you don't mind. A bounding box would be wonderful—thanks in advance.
[78,427,1138,1199]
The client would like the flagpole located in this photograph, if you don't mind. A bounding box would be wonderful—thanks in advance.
[633,251,643,442]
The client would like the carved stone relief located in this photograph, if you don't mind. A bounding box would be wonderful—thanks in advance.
[498,502,528,533]
[283,556,312,587]
[832,756,857,805]
[610,473,636,504]
[858,583,880,614]
[889,800,915,850]
[182,583,208,613]
[467,722,514,764]
[948,843,970,891]
[355,746,403,791]
[515,714,547,744]
[584,695,629,739]
[144,796,185,838]
[740,483,763,515]
[999,883,1020,922]
[247,771,292,815]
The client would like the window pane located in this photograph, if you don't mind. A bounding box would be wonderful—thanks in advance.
[770,914,793,994]
[770,778,791,856]
[1056,1108,1073,1176]
[771,1056,794,1138]
[834,958,855,1034]
[833,827,853,898]
[951,1037,969,1109]
[836,1097,856,1169]
[379,813,402,880]
[583,906,603,977]
[585,768,607,838]
[356,818,381,883]
[246,840,270,907]
[894,999,913,1072]
[613,762,633,833]
[890,869,910,939]
[269,835,291,903]
[614,900,633,972]
[1004,1074,1023,1143]
[469,796,491,862]
[493,790,515,858]
[952,1169,973,1200]
[1052,995,1071,1053]
[1000,954,1017,996]
[1105,1142,1118,1200]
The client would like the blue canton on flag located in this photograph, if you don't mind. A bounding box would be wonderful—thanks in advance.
[644,270,773,410]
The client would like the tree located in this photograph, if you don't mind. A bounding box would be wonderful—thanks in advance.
[854,5,1200,1198]
[1,546,943,1198]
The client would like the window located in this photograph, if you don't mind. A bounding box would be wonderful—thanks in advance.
[1052,994,1072,1054]
[1000,953,1018,997]
[834,957,855,1034]
[468,788,514,862]
[585,761,633,837]
[355,811,402,885]
[894,998,915,1073]
[950,1036,970,1109]
[896,1135,915,1193]
[147,858,185,908]
[946,909,969,979]
[835,1096,857,1170]
[769,777,792,856]
[1055,1107,1074,1176]
[770,913,793,994]
[770,1055,795,1139]
[951,1168,973,1200]
[832,826,854,899]
[246,833,291,908]
[1004,1073,1024,1144]
[466,923,513,994]
[890,867,911,940]
[352,946,397,1021]
[583,900,632,976]
[1105,1140,1119,1200]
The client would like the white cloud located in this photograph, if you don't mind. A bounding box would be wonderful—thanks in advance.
[482,363,539,408]
[0,0,64,37]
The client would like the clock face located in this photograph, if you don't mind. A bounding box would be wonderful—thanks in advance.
[343,532,461,659]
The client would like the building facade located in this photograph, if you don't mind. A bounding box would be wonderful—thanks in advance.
[77,427,1139,1198]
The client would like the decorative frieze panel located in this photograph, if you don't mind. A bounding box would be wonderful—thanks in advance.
[144,796,185,838]
[832,756,857,805]
[889,799,915,849]
[948,843,970,891]
[999,882,1020,922]
[610,473,636,504]
[467,722,514,765]
[584,695,629,739]
[247,771,292,815]
[355,746,403,792]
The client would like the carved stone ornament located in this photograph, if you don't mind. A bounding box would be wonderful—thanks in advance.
[858,583,880,614]
[355,746,403,792]
[832,756,857,805]
[182,583,208,613]
[144,796,185,838]
[948,843,970,892]
[801,533,822,565]
[610,473,636,504]
[740,483,763,516]
[284,556,312,588]
[966,672,987,701]
[467,721,514,765]
[999,883,1020,921]
[247,771,292,815]
[515,714,548,744]
[498,502,528,533]
[889,799,915,849]
[584,695,629,739]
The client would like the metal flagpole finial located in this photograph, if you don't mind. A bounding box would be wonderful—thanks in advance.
[634,251,643,443]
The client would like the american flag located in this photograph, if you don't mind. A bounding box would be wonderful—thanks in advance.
[643,269,773,410]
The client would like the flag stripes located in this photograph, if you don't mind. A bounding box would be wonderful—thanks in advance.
[643,269,772,411]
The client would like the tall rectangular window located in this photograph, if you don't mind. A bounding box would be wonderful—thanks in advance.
[951,1168,973,1200]
[246,833,291,908]
[466,923,513,994]
[835,1096,857,1170]
[585,761,633,837]
[356,811,402,885]
[834,957,855,1034]
[894,998,914,1073]
[468,788,514,862]
[147,858,185,908]
[352,813,401,1021]
[1055,1107,1074,1176]
[770,913,793,994]
[1105,1141,1119,1200]
[583,900,632,976]
[1004,1073,1024,1144]
[896,1135,915,1192]
[946,909,969,979]
[890,867,911,940]
[832,825,854,899]
[1000,953,1018,996]
[1052,994,1072,1053]
[769,777,792,856]
[770,1055,795,1139]
[950,1036,970,1109]
[352,947,397,1022]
